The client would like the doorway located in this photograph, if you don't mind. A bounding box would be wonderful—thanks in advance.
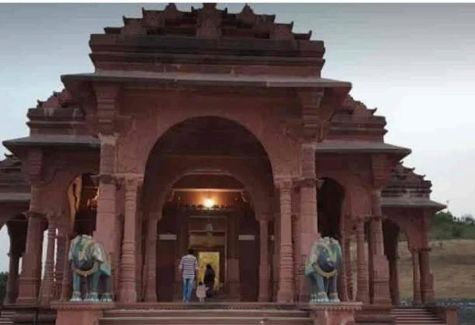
[198,251,220,291]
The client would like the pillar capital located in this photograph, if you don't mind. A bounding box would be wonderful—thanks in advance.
[275,178,293,191]
[98,132,119,146]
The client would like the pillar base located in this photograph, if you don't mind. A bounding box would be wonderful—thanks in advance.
[300,302,362,325]
[52,302,115,325]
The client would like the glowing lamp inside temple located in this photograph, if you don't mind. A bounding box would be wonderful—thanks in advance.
[204,198,215,209]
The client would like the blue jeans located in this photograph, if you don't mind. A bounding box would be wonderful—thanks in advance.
[182,278,194,302]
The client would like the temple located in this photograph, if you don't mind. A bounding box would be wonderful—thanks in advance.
[0,4,457,325]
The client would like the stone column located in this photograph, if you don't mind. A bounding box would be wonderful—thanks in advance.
[39,217,56,305]
[144,217,158,302]
[419,248,435,304]
[17,188,45,304]
[258,217,270,302]
[298,144,320,301]
[355,216,369,304]
[60,236,71,302]
[411,249,422,306]
[344,237,354,301]
[388,254,400,305]
[4,253,20,304]
[95,133,118,256]
[369,190,391,305]
[119,176,141,303]
[54,235,66,300]
[277,179,294,302]
[227,213,240,299]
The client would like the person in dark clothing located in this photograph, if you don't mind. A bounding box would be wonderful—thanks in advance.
[204,264,216,298]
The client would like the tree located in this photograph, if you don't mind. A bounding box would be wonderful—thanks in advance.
[0,272,8,305]
[434,211,456,225]
[461,214,475,226]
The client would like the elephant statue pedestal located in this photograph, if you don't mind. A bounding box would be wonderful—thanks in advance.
[52,301,115,325]
[300,302,363,325]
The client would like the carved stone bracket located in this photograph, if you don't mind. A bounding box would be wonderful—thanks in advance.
[94,84,121,135]
[297,88,331,142]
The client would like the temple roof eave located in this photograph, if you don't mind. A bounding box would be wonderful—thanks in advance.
[314,140,411,159]
[0,193,31,204]
[381,196,446,212]
[61,71,352,90]
[3,135,100,158]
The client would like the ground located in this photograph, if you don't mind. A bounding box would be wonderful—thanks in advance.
[399,239,475,299]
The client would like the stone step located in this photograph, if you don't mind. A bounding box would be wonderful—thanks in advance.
[100,316,313,325]
[392,308,447,325]
[104,309,310,318]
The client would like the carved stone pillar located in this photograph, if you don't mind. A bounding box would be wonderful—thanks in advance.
[388,254,400,305]
[295,144,320,302]
[17,200,44,304]
[4,253,20,304]
[369,190,391,305]
[411,249,422,306]
[95,133,118,255]
[144,217,158,302]
[39,217,56,305]
[344,237,354,301]
[356,216,369,304]
[227,213,240,299]
[54,234,66,300]
[119,176,141,303]
[258,217,270,302]
[419,248,435,304]
[276,179,294,302]
[60,236,71,302]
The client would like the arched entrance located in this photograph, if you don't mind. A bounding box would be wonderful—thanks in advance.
[141,117,274,302]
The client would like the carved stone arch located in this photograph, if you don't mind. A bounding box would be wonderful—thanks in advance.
[146,161,273,222]
[116,106,300,180]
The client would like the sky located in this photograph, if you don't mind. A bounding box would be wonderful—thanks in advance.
[0,3,474,271]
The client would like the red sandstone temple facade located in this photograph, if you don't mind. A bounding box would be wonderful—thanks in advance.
[0,4,454,325]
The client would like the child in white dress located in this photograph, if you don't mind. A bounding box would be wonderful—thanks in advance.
[196,282,206,302]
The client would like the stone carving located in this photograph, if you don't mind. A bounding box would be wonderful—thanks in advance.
[69,235,112,302]
[305,237,342,303]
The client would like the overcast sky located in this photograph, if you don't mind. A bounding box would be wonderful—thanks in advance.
[0,3,474,271]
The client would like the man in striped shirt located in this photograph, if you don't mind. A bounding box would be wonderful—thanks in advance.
[179,248,199,303]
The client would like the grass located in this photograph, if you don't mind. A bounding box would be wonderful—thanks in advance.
[349,239,475,299]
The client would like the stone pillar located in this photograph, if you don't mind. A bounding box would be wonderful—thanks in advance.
[411,249,422,306]
[344,237,354,301]
[39,217,56,305]
[227,213,240,299]
[144,217,158,302]
[95,133,118,300]
[298,144,320,301]
[277,179,294,302]
[369,190,391,305]
[17,190,45,304]
[95,133,118,255]
[4,253,20,304]
[388,254,400,305]
[119,176,141,303]
[258,217,270,302]
[419,248,435,304]
[54,235,66,300]
[355,216,369,304]
[60,236,71,302]
[292,214,301,302]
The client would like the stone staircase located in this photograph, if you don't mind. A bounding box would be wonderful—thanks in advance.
[0,310,14,325]
[99,305,313,325]
[392,308,447,325]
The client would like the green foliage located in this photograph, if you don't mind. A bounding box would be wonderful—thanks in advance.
[0,272,7,305]
[430,211,475,240]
